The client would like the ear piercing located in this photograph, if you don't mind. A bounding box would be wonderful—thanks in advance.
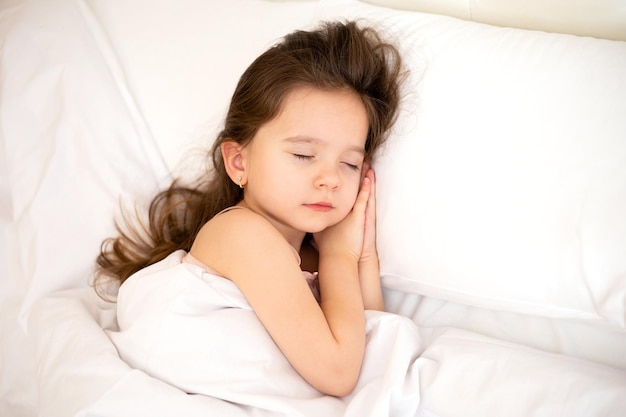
[237,175,243,189]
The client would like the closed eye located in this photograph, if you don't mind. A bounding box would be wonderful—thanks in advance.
[293,154,313,160]
[343,162,360,171]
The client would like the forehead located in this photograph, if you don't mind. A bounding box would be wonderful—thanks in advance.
[265,86,369,149]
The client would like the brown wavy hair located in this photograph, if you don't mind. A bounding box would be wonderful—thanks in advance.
[94,20,405,299]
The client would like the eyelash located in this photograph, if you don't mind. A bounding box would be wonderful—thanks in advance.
[293,154,360,171]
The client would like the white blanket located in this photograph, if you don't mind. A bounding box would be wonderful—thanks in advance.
[91,251,626,417]
[108,251,424,416]
[26,284,626,417]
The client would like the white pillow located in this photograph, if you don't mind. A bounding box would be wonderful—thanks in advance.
[97,0,626,327]
[6,0,626,331]
[319,0,626,327]
[87,0,323,178]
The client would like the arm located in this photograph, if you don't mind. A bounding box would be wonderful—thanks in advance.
[358,168,384,311]
[190,190,371,396]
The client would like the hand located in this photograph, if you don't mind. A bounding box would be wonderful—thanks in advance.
[359,167,377,265]
[313,167,374,262]
[357,166,383,310]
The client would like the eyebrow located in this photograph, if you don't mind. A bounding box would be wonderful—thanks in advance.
[283,136,365,155]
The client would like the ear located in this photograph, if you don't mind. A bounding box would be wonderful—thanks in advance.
[221,140,247,187]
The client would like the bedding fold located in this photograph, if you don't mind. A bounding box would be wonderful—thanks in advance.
[101,251,626,417]
[27,283,626,417]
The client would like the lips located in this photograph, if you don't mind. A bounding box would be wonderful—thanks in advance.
[304,202,333,212]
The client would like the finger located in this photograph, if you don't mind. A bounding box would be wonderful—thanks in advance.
[353,173,372,213]
[363,170,377,242]
[365,169,376,218]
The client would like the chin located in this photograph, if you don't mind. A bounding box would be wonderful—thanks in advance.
[304,225,327,234]
[301,220,333,234]
[304,220,342,234]
[296,211,346,234]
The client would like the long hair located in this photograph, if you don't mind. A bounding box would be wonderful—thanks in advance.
[95,20,405,298]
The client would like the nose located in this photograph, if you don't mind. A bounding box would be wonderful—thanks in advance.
[314,164,340,189]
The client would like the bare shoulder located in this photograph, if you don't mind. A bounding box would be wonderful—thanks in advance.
[191,208,362,395]
[190,207,298,279]
[190,208,321,352]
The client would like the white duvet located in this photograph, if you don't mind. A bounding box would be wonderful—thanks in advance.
[108,250,424,416]
[30,250,623,417]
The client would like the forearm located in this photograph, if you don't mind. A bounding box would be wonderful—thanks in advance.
[317,253,366,382]
[318,253,366,339]
[358,254,384,311]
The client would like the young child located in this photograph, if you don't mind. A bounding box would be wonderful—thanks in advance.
[96,20,404,403]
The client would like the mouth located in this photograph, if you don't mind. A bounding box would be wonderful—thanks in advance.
[303,202,334,212]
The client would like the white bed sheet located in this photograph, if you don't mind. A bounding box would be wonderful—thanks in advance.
[2,0,626,415]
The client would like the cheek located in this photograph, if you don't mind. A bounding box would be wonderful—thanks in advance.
[341,177,362,209]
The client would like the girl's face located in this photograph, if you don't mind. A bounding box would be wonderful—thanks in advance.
[240,86,369,248]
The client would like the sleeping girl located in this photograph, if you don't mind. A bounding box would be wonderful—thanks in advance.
[95,20,423,416]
